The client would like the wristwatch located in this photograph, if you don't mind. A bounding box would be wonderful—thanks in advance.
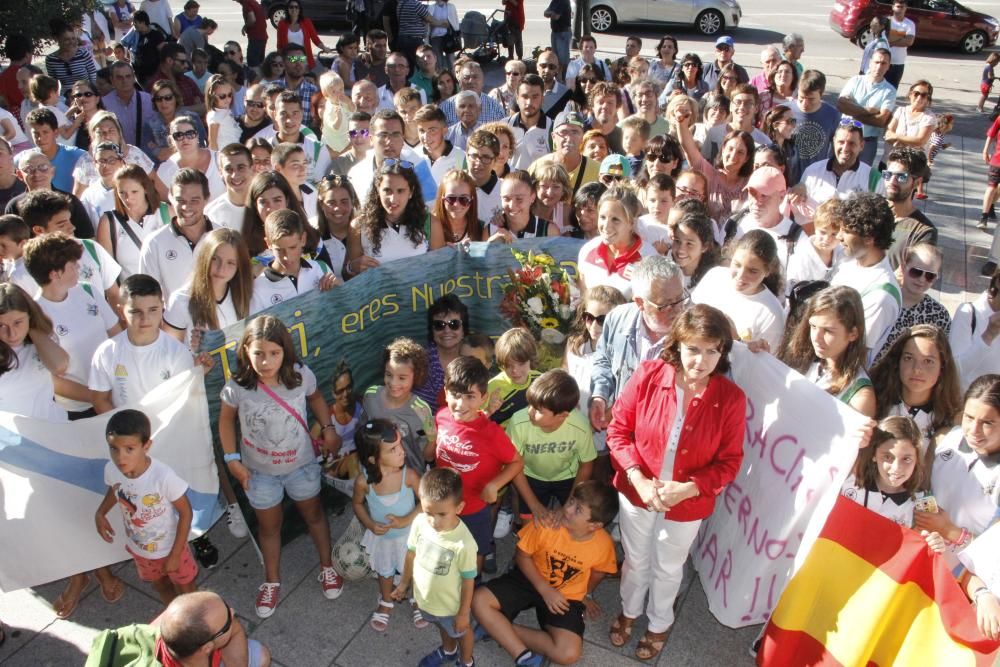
[223,452,242,463]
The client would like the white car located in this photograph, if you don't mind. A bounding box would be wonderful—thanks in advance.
[589,0,742,35]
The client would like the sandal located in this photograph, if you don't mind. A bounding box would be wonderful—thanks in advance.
[410,599,428,629]
[98,576,125,604]
[53,574,89,619]
[635,629,670,661]
[609,613,635,648]
[369,599,393,632]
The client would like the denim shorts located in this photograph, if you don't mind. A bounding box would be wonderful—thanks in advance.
[221,638,266,667]
[418,608,469,639]
[245,463,321,509]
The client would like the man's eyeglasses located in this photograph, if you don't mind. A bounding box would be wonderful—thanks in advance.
[432,318,462,331]
[676,185,703,199]
[349,128,370,138]
[443,194,472,206]
[643,290,690,312]
[882,170,910,184]
[171,129,199,141]
[907,267,937,282]
[21,164,53,175]
[205,603,233,645]
[583,311,606,326]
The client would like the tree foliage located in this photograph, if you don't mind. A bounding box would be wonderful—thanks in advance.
[1,0,102,56]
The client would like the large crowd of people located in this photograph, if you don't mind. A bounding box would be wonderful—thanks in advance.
[1,0,1000,664]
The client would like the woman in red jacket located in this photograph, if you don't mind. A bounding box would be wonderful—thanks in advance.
[276,1,329,69]
[606,304,746,661]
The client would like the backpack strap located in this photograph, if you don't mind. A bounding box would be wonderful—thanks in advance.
[839,375,873,405]
[81,238,102,267]
[80,281,95,299]
[158,202,170,226]
[111,210,144,252]
[104,211,119,259]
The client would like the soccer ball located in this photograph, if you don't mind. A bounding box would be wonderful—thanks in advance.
[332,541,371,581]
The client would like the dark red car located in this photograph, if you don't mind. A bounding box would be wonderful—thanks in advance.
[829,0,999,54]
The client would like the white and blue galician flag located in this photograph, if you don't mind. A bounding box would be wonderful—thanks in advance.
[0,369,221,593]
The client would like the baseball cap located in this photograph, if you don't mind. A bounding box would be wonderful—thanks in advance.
[715,36,735,49]
[553,110,585,131]
[744,166,786,195]
[599,154,632,178]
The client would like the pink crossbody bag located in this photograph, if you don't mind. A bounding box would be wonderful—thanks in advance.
[255,382,323,458]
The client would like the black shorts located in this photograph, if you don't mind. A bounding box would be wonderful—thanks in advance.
[989,165,1000,188]
[526,477,575,510]
[484,569,586,636]
[462,504,493,555]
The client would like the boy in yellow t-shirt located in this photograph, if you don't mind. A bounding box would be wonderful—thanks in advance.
[507,369,596,522]
[471,482,618,666]
[394,468,479,667]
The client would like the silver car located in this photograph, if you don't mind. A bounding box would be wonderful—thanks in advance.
[589,0,742,35]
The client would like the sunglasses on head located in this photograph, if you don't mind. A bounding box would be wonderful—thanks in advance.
[363,420,398,443]
[839,118,864,129]
[907,266,937,282]
[432,318,462,331]
[444,194,472,206]
[583,311,606,326]
[286,55,306,64]
[381,158,414,170]
[323,174,349,187]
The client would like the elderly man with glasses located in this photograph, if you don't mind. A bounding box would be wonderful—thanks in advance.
[589,255,689,433]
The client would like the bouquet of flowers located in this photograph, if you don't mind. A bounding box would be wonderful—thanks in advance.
[499,248,579,346]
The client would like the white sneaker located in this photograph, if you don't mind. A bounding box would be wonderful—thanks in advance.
[493,508,514,539]
[226,503,249,539]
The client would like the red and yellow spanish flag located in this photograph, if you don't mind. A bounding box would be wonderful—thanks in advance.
[758,496,1000,667]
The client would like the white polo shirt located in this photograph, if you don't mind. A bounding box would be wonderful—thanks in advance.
[165,285,240,346]
[37,284,118,412]
[507,113,552,170]
[249,259,331,315]
[476,173,503,229]
[204,194,246,231]
[931,428,999,537]
[799,158,872,214]
[12,240,121,298]
[377,84,427,111]
[269,131,332,184]
[138,219,214,303]
[422,142,467,185]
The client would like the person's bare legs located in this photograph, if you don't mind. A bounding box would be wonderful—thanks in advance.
[472,587,526,658]
[255,505,284,582]
[53,573,89,617]
[513,625,583,665]
[294,496,332,567]
[151,576,176,606]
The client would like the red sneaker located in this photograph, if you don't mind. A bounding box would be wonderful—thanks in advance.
[915,192,928,200]
[255,582,280,618]
[319,566,344,600]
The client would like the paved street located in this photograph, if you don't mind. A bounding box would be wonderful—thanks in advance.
[1,0,999,663]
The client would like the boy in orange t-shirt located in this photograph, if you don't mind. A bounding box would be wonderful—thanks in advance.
[471,481,618,666]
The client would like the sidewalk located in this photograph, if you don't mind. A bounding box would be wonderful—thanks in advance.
[1,93,996,667]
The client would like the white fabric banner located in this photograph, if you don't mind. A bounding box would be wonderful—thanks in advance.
[0,369,220,593]
[691,345,868,628]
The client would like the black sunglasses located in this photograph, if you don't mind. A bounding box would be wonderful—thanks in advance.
[334,382,354,395]
[907,267,938,282]
[363,420,398,443]
[72,91,96,99]
[583,311,606,326]
[246,100,265,108]
[205,603,233,645]
[154,94,176,103]
[171,129,198,141]
[348,128,370,138]
[432,319,462,331]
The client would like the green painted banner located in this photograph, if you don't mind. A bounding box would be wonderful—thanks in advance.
[200,237,585,421]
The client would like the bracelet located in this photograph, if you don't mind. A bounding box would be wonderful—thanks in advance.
[949,527,971,551]
[973,587,994,606]
[223,452,242,462]
[625,466,642,487]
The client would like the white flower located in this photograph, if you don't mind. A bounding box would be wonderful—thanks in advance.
[541,328,566,344]
[527,297,544,315]
[558,304,574,319]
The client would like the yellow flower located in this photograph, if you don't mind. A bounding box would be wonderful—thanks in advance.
[533,253,556,266]
[539,317,560,329]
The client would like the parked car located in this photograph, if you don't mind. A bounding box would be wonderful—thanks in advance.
[262,0,351,29]
[829,0,999,54]
[589,0,742,36]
